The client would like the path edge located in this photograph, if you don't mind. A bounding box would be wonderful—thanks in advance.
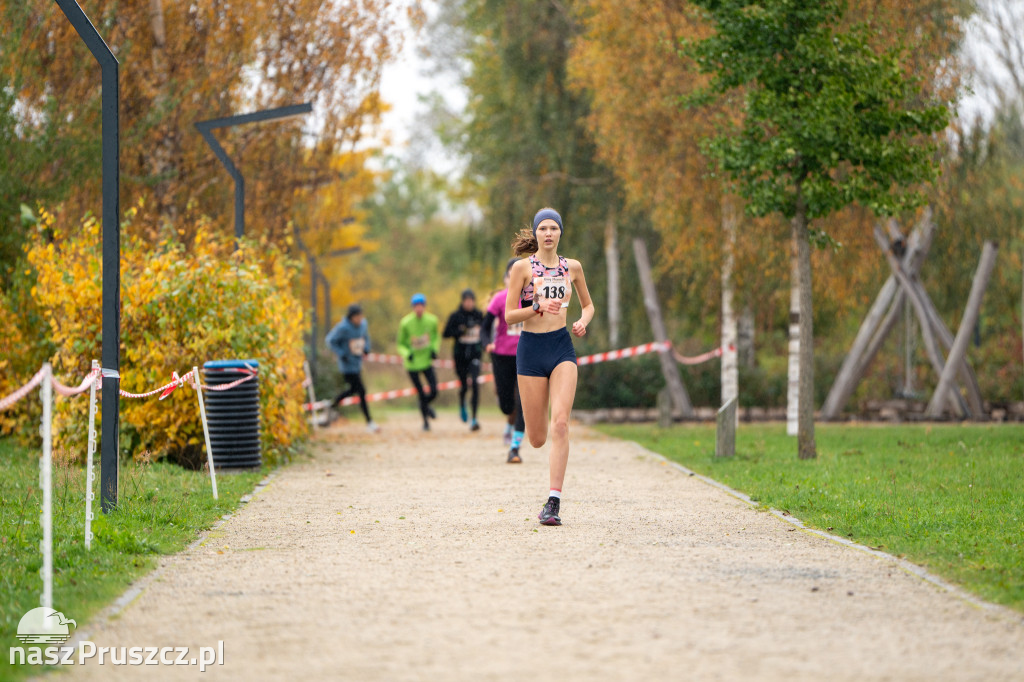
[63,470,280,648]
[626,440,1024,626]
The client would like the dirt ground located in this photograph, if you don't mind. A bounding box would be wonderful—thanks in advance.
[60,412,1023,681]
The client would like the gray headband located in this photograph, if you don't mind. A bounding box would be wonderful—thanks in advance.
[532,208,563,237]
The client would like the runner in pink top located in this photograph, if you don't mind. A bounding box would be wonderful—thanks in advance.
[481,258,526,463]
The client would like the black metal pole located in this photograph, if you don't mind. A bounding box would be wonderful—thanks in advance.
[54,0,120,512]
[318,268,331,334]
[195,103,312,246]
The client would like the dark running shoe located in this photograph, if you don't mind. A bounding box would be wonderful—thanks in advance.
[422,421,431,432]
[538,497,561,526]
[426,405,437,420]
[471,419,481,431]
[507,447,521,464]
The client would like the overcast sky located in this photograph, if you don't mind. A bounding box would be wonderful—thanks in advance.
[373,2,1019,174]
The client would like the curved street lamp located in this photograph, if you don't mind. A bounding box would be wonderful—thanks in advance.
[195,103,313,244]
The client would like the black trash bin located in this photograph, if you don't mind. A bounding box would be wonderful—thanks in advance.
[202,360,261,468]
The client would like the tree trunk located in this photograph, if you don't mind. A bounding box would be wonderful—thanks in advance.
[737,305,755,368]
[721,195,739,423]
[925,242,999,418]
[632,237,694,417]
[604,209,621,348]
[786,249,800,436]
[148,0,178,230]
[792,186,816,459]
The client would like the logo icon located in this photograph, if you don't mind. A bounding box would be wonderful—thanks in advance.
[16,607,77,645]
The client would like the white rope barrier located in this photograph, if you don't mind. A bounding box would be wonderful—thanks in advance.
[192,366,218,500]
[84,360,99,550]
[39,363,53,609]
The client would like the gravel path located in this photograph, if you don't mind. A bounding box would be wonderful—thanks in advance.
[64,413,1023,681]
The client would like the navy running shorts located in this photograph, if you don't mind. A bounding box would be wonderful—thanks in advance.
[516,327,577,378]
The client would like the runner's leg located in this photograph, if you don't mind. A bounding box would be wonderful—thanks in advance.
[546,361,578,492]
[332,374,358,407]
[518,375,550,448]
[469,358,480,421]
[408,371,430,424]
[455,356,470,422]
[423,367,438,406]
[349,373,371,422]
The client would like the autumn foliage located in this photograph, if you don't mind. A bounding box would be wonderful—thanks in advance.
[11,205,307,465]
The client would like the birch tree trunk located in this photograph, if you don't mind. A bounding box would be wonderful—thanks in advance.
[738,306,755,368]
[792,186,816,459]
[721,196,739,424]
[786,249,800,436]
[605,210,621,348]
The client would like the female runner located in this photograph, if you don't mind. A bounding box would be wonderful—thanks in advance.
[504,208,594,526]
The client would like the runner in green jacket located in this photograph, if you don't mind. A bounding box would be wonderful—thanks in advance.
[397,293,442,430]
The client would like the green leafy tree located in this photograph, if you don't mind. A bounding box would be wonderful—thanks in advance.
[688,0,950,458]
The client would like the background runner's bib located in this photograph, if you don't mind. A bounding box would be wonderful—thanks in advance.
[459,326,481,344]
[348,338,366,355]
[411,333,431,350]
[506,321,523,337]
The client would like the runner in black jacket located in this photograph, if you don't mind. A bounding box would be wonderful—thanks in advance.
[443,289,484,431]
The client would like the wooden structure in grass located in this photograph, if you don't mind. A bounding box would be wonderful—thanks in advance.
[823,208,996,420]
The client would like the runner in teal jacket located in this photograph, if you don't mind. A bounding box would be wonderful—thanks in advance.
[397,293,441,430]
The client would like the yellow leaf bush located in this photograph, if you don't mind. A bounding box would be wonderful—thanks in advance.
[19,207,307,466]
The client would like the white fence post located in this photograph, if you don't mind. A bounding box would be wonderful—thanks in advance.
[40,363,53,609]
[193,367,218,500]
[85,359,99,550]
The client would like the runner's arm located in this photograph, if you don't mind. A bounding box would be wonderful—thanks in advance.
[480,311,496,348]
[570,259,595,337]
[504,260,539,326]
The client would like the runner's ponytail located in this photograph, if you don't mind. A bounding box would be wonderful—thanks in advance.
[511,227,538,256]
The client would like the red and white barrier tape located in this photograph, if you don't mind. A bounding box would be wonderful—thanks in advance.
[0,367,48,411]
[305,374,496,412]
[51,368,101,397]
[198,370,257,393]
[576,341,669,366]
[1,365,261,404]
[673,343,735,366]
[306,341,731,412]
[364,353,492,371]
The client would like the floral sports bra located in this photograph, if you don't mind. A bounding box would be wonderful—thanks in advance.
[520,254,571,306]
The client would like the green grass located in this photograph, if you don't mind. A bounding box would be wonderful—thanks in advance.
[1,437,265,677]
[596,422,1024,612]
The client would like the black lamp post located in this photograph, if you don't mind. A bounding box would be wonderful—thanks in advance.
[195,103,313,243]
[54,0,121,512]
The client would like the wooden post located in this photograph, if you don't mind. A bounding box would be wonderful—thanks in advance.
[873,225,966,417]
[925,242,998,418]
[823,213,935,418]
[632,237,693,417]
[821,276,899,419]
